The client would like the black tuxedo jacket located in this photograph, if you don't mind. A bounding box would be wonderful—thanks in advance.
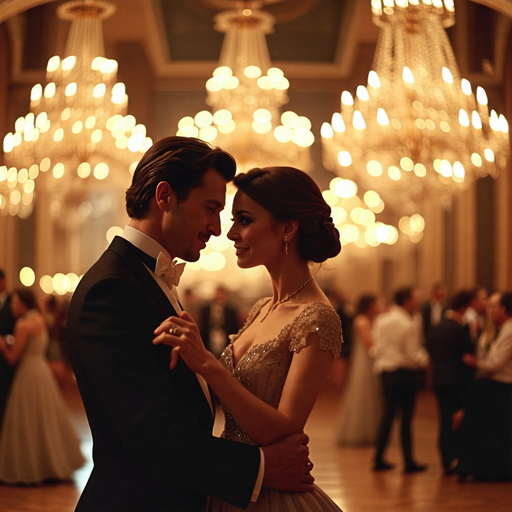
[0,294,15,428]
[421,301,447,337]
[426,318,474,388]
[66,236,259,512]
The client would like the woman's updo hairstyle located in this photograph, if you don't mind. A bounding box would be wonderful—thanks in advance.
[233,167,341,263]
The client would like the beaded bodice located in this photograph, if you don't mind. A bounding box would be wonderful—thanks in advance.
[218,299,343,446]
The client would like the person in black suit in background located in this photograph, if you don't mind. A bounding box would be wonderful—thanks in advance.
[66,136,313,512]
[426,290,474,474]
[0,269,16,428]
[421,282,448,338]
[200,286,241,358]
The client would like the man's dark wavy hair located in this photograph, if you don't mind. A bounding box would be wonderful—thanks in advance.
[125,136,236,218]
[394,287,414,307]
[500,291,512,316]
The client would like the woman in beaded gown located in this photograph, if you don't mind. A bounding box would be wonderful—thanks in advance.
[0,289,84,484]
[154,167,343,511]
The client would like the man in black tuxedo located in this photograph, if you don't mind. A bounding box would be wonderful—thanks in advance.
[426,290,474,474]
[66,136,313,512]
[0,269,15,428]
[421,282,448,338]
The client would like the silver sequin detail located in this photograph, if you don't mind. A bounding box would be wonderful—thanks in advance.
[218,300,343,445]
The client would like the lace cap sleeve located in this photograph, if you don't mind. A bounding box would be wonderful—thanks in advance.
[288,303,343,358]
[228,297,270,343]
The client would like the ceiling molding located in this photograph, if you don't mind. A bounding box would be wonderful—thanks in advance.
[0,0,54,24]
[470,0,512,17]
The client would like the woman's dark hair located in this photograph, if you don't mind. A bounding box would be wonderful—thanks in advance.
[357,294,377,315]
[12,288,39,312]
[233,167,341,263]
[126,136,236,218]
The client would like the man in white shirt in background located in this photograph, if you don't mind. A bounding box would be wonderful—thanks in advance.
[372,287,430,473]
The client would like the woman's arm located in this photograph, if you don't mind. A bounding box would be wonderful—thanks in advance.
[154,311,334,446]
[0,319,30,366]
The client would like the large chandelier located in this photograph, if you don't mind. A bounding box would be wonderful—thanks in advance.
[1,0,152,220]
[321,0,509,211]
[176,7,314,172]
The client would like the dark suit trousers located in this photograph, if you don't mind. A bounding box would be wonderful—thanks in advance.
[375,369,417,465]
[0,358,13,428]
[433,384,465,470]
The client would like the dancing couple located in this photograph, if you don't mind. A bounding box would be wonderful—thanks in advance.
[67,136,343,511]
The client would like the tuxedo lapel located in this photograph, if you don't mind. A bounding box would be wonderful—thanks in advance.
[108,236,213,422]
[108,236,175,317]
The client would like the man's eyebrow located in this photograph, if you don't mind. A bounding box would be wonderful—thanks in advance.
[206,199,223,209]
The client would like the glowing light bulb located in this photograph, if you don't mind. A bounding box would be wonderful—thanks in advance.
[402,67,414,84]
[377,108,389,125]
[321,122,333,138]
[332,113,345,132]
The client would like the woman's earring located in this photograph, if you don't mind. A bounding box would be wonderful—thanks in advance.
[284,235,288,255]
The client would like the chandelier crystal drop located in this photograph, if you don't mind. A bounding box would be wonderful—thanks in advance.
[0,0,152,219]
[176,7,314,173]
[321,0,509,211]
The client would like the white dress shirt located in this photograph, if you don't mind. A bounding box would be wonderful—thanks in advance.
[477,318,512,383]
[121,226,264,501]
[122,225,183,314]
[372,306,430,374]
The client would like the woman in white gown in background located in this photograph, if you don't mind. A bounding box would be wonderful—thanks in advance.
[335,294,383,446]
[0,289,84,484]
[155,166,344,511]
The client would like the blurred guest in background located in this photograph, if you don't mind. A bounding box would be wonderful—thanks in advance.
[335,293,382,446]
[372,287,429,473]
[426,290,474,475]
[463,285,488,345]
[458,291,512,481]
[0,269,15,428]
[199,286,241,358]
[41,295,72,386]
[421,282,448,338]
[0,289,84,484]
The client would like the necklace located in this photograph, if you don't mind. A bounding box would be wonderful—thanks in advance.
[260,276,313,322]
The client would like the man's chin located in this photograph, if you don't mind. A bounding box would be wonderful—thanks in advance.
[181,250,201,263]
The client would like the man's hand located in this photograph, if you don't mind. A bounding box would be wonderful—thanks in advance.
[261,433,315,492]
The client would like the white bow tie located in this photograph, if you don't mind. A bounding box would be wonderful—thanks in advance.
[154,252,186,287]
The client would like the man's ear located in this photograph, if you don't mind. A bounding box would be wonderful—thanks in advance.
[155,181,176,212]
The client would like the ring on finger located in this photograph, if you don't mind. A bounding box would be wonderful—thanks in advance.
[168,324,178,336]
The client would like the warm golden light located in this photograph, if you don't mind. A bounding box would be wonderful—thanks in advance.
[0,1,153,222]
[321,0,508,212]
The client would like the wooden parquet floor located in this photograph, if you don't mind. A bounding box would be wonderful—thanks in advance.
[1,362,511,512]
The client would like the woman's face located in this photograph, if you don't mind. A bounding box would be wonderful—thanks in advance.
[227,190,283,269]
[9,293,25,318]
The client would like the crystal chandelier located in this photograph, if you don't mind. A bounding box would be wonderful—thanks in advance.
[0,0,152,220]
[176,7,314,172]
[322,178,426,248]
[321,0,509,211]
